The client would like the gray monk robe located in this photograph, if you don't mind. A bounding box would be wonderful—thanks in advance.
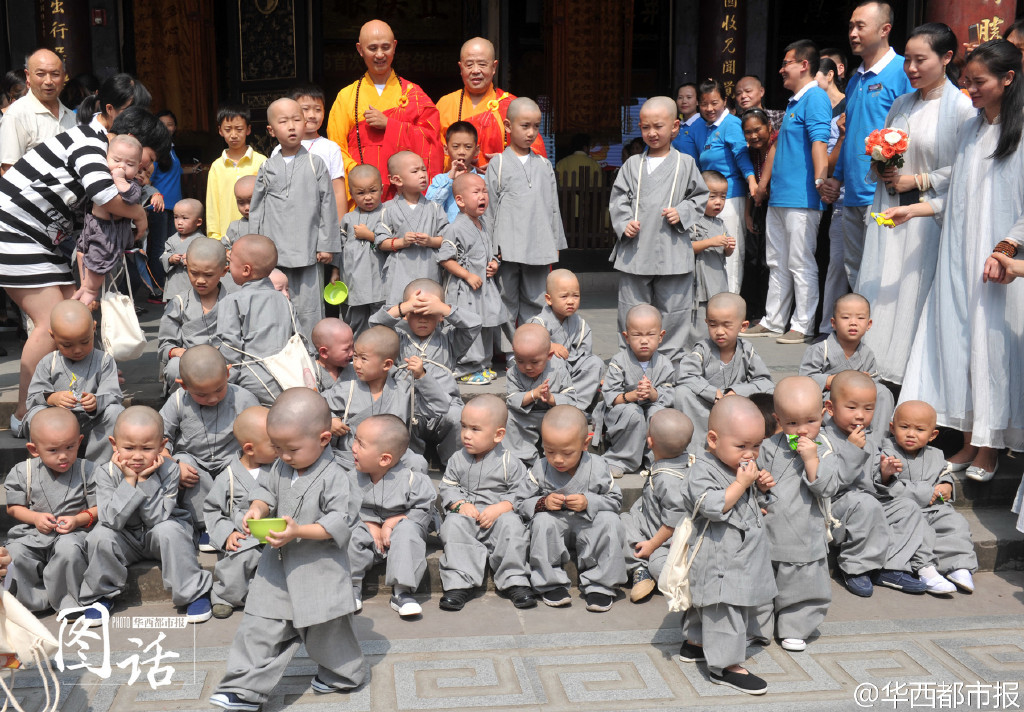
[249,147,341,340]
[756,432,843,642]
[609,149,708,361]
[504,358,576,465]
[218,276,297,406]
[158,285,229,391]
[680,451,777,676]
[81,459,212,607]
[338,205,386,335]
[348,464,436,591]
[374,194,449,306]
[674,337,774,453]
[515,452,626,597]
[799,333,895,431]
[822,418,929,576]
[593,349,675,473]
[161,232,205,301]
[528,305,604,410]
[620,454,693,580]
[216,446,365,704]
[4,458,95,612]
[438,444,531,592]
[879,438,977,574]
[25,349,124,462]
[202,456,268,608]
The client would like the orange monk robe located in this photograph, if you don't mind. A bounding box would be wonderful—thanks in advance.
[436,86,547,170]
[327,72,445,207]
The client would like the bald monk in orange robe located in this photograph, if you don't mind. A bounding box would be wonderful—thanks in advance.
[436,37,546,170]
[327,20,444,206]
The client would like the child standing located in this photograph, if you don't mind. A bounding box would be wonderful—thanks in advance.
[594,304,676,477]
[202,405,275,619]
[285,85,347,220]
[515,405,626,612]
[609,96,709,362]
[249,97,340,339]
[160,198,206,300]
[158,238,230,391]
[675,293,774,451]
[339,164,386,336]
[222,176,255,251]
[210,389,363,711]
[438,173,505,385]
[206,105,267,241]
[438,395,535,611]
[504,323,576,465]
[427,121,481,222]
[24,300,123,461]
[80,406,213,626]
[73,134,143,305]
[4,408,96,613]
[528,269,604,408]
[487,98,566,336]
[620,408,694,603]
[678,397,775,695]
[348,414,436,618]
[880,401,977,593]
[375,151,449,306]
[691,170,735,338]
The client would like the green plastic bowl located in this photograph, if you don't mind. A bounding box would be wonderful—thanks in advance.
[323,281,349,305]
[246,518,287,544]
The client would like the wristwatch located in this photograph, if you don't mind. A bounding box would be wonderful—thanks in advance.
[815,178,825,187]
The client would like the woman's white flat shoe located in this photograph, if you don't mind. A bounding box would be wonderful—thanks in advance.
[965,463,998,482]
[945,460,970,473]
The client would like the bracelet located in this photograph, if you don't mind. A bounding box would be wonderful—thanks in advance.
[534,497,547,513]
[451,500,465,513]
[389,237,398,251]
[993,240,1018,258]
[79,509,95,528]
[398,302,404,318]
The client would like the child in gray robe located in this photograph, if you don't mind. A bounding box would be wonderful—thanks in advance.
[4,408,96,613]
[609,97,709,362]
[879,400,977,594]
[348,415,437,618]
[678,397,775,695]
[160,198,206,300]
[438,395,535,611]
[24,300,123,462]
[755,377,843,652]
[80,406,213,627]
[211,389,364,709]
[310,317,355,392]
[528,268,604,408]
[504,324,576,466]
[249,98,340,340]
[691,171,734,343]
[594,304,676,476]
[339,164,387,336]
[675,293,774,453]
[222,174,254,251]
[621,409,694,603]
[799,293,895,432]
[515,406,625,612]
[370,279,479,462]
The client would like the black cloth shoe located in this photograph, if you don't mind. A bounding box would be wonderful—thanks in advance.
[439,588,472,611]
[584,591,613,612]
[507,585,537,609]
[541,586,572,607]
[678,640,705,662]
[710,669,768,695]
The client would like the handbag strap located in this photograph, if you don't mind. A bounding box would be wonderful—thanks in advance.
[684,491,712,568]
[228,465,235,516]
[101,254,135,303]
[23,458,31,504]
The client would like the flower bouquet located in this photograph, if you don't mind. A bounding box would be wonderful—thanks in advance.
[865,128,909,195]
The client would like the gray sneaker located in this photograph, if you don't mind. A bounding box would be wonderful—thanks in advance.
[776,329,810,344]
[740,324,780,338]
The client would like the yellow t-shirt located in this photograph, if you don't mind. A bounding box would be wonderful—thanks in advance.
[205,146,266,240]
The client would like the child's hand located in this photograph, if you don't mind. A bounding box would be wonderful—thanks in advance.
[544,492,566,510]
[405,355,426,378]
[465,273,483,290]
[331,417,351,437]
[634,538,657,560]
[737,459,759,488]
[538,379,555,405]
[407,232,429,246]
[475,504,504,529]
[795,436,819,463]
[265,515,299,549]
[151,193,164,212]
[365,521,386,552]
[714,389,724,403]
[449,158,468,178]
[169,254,181,265]
[241,505,265,534]
[177,460,199,488]
[711,234,730,248]
[409,289,446,315]
[725,236,737,250]
[930,483,953,505]
[137,454,165,481]
[111,167,126,183]
[486,259,500,277]
[458,502,480,520]
[550,343,569,360]
[624,220,641,238]
[354,224,375,241]
[363,105,388,129]
[756,469,775,493]
[381,515,407,548]
[662,207,680,225]
[329,267,340,283]
[47,391,78,409]
[564,494,588,512]
[316,251,333,264]
[879,454,902,479]
[225,530,246,552]
[79,392,97,413]
[847,424,867,449]
[33,511,58,535]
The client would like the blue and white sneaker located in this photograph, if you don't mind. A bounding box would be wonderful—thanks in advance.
[83,599,113,628]
[873,569,927,594]
[209,692,260,711]
[185,595,212,623]
[310,676,351,694]
[198,531,216,553]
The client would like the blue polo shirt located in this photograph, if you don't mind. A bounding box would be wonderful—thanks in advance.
[672,113,703,162]
[834,48,913,206]
[768,82,832,209]
[697,113,755,199]
[151,145,183,208]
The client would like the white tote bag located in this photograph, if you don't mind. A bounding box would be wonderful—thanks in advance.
[657,492,709,613]
[224,306,316,395]
[0,589,61,712]
[100,257,146,361]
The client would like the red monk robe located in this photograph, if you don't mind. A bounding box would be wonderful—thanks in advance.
[436,86,547,170]
[327,71,445,206]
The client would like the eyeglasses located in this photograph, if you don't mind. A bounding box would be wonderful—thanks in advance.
[780,59,801,69]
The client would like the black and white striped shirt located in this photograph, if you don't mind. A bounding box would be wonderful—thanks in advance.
[0,123,116,287]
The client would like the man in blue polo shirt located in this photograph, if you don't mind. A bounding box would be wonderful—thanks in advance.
[821,1,912,287]
[743,40,831,345]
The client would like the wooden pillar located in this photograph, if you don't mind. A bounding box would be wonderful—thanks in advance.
[697,0,746,98]
[926,0,1014,48]
[37,0,92,77]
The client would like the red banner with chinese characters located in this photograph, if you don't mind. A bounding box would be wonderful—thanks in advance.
[37,0,91,77]
[926,0,1013,49]
[698,0,746,98]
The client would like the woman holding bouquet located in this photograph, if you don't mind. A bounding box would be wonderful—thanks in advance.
[884,39,1024,480]
[857,23,975,383]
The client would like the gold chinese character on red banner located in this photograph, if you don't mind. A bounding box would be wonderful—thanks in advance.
[978,17,1005,42]
[721,14,737,31]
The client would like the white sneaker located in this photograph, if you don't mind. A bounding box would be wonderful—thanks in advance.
[919,566,957,595]
[781,638,806,652]
[353,585,362,613]
[8,413,23,438]
[946,569,975,593]
[390,589,422,617]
